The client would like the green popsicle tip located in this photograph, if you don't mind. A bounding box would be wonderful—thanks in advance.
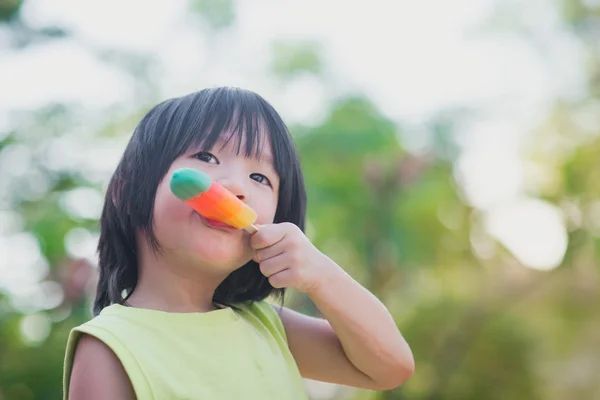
[170,168,212,200]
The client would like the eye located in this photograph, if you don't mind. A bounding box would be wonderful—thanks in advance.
[194,152,219,164]
[250,173,271,186]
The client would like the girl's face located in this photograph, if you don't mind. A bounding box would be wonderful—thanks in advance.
[151,133,279,274]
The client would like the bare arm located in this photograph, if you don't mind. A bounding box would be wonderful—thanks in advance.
[68,334,135,400]
[282,263,414,391]
[250,223,414,390]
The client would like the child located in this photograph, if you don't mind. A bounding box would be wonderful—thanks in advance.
[63,87,414,399]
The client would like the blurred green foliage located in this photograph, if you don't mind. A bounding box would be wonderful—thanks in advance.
[191,0,236,31]
[1,0,600,399]
[271,41,323,78]
[0,0,22,22]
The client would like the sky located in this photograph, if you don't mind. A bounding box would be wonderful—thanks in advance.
[0,0,586,308]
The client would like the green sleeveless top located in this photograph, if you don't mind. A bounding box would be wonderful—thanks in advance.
[63,301,308,399]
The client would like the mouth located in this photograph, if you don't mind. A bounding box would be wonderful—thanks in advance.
[195,213,237,231]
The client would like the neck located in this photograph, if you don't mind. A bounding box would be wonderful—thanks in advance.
[127,239,230,313]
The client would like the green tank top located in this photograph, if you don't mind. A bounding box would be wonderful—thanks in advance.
[63,301,308,399]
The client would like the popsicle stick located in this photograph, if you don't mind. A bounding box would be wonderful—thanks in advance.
[244,224,259,234]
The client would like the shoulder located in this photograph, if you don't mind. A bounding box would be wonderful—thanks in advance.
[63,307,148,400]
[67,334,135,400]
[237,299,283,323]
[238,299,282,317]
[236,300,288,342]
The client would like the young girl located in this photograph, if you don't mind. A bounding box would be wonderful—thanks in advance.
[63,87,414,399]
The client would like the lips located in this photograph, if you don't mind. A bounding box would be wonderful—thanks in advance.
[205,218,234,229]
[194,212,236,230]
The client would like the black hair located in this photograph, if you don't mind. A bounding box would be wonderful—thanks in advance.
[93,87,306,316]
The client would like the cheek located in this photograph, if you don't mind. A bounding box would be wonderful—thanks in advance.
[252,197,278,225]
[153,180,192,234]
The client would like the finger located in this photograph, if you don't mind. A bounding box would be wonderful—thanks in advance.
[268,268,295,289]
[250,224,287,250]
[258,253,288,278]
[254,242,285,263]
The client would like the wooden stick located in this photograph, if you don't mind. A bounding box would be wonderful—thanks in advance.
[244,224,259,234]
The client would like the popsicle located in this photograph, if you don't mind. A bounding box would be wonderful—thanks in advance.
[169,168,259,233]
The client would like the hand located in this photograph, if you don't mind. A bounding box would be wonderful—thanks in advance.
[250,222,337,293]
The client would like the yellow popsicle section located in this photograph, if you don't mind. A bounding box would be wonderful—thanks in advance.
[169,168,258,232]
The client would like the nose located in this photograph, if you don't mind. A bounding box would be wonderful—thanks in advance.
[217,176,248,203]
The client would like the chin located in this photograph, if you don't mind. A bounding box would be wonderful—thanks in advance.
[187,237,250,271]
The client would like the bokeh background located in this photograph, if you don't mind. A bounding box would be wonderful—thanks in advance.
[1,0,600,399]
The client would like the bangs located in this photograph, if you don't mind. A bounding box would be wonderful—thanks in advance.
[195,102,267,161]
[164,87,288,173]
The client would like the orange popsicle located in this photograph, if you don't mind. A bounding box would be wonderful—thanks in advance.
[169,168,258,233]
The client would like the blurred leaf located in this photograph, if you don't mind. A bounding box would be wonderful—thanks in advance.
[561,0,590,27]
[0,0,22,23]
[37,26,69,38]
[191,0,236,31]
[271,41,323,78]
